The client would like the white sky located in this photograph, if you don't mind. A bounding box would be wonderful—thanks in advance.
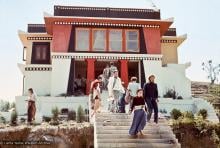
[0,0,220,102]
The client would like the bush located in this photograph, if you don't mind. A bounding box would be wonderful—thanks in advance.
[198,109,208,119]
[170,109,182,120]
[68,110,76,121]
[10,110,17,125]
[51,107,59,121]
[0,101,10,112]
[177,96,183,100]
[184,111,194,119]
[10,102,16,109]
[0,116,6,124]
[77,105,85,123]
[43,116,51,122]
[163,89,177,99]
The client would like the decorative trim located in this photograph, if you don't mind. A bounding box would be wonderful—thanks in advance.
[161,40,177,43]
[51,53,162,61]
[27,37,53,40]
[55,6,157,13]
[25,67,52,71]
[54,21,160,28]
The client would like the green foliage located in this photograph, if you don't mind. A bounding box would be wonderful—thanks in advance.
[198,109,208,119]
[51,106,59,121]
[170,109,182,120]
[0,115,6,124]
[184,111,194,119]
[10,102,16,109]
[163,89,177,99]
[0,100,10,112]
[77,105,85,123]
[10,110,17,125]
[43,116,51,122]
[68,110,76,121]
[177,96,183,100]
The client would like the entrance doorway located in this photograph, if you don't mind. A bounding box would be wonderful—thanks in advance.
[128,61,140,83]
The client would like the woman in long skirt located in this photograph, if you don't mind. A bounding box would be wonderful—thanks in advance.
[91,80,101,117]
[27,88,36,125]
[129,89,147,136]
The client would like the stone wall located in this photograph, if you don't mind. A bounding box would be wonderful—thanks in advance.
[0,122,94,148]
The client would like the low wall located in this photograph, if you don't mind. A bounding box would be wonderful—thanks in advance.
[15,96,88,117]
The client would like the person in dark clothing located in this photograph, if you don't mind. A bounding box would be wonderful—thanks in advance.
[143,75,159,124]
[129,89,147,136]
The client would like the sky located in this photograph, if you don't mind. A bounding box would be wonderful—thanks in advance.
[0,0,219,102]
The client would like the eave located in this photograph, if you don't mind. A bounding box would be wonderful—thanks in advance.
[44,12,173,36]
[18,30,52,46]
[161,34,187,47]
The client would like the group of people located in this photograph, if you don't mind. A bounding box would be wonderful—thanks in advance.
[89,62,159,137]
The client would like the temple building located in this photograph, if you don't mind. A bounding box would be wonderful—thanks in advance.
[16,0,219,123]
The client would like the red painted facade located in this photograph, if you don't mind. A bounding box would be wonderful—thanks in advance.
[52,25,72,52]
[120,60,129,87]
[86,59,96,95]
[143,28,161,54]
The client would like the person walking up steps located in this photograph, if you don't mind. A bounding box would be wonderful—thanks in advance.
[143,75,159,124]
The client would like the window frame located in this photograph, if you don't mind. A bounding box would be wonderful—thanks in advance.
[92,28,107,52]
[31,42,51,64]
[75,28,90,51]
[109,29,123,52]
[125,29,140,52]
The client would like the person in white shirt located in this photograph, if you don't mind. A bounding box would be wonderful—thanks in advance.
[127,77,141,111]
[109,62,118,77]
[107,70,125,113]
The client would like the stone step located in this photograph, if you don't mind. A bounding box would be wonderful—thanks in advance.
[95,118,167,123]
[96,122,168,126]
[96,125,171,130]
[97,138,177,144]
[97,142,179,148]
[97,129,173,134]
[97,133,176,139]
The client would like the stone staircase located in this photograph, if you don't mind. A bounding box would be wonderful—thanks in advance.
[94,113,180,148]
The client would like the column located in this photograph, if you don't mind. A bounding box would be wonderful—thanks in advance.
[120,59,129,87]
[86,59,96,95]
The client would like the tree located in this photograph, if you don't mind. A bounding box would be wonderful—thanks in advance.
[202,60,220,85]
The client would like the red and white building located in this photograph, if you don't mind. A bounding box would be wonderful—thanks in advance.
[15,1,219,122]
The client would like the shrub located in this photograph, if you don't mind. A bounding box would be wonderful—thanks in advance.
[10,110,17,125]
[184,111,194,120]
[0,116,6,124]
[51,106,59,121]
[163,89,177,99]
[10,102,16,109]
[68,110,76,121]
[177,96,183,100]
[198,109,208,119]
[170,109,182,120]
[77,105,85,123]
[43,116,51,122]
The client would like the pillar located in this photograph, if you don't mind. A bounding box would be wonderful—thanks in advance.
[86,59,95,95]
[120,59,129,87]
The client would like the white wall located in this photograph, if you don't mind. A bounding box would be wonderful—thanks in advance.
[51,58,71,96]
[15,96,88,117]
[143,60,191,98]
[24,67,51,96]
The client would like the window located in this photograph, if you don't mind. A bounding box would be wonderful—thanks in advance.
[75,28,90,51]
[109,30,122,51]
[126,30,139,52]
[92,29,106,51]
[31,42,50,64]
